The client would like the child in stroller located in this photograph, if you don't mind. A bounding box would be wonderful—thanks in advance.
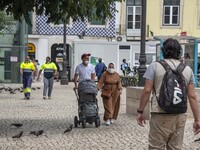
[74,79,100,128]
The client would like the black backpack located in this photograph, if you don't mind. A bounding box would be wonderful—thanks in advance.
[154,60,187,114]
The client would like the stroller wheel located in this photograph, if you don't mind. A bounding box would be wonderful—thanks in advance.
[74,116,78,128]
[82,119,86,128]
[95,118,100,127]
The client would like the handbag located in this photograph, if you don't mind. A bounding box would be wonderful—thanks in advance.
[101,73,112,99]
[101,88,111,98]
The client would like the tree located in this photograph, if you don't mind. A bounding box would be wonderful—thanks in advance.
[0,11,15,34]
[0,0,123,84]
[0,0,123,24]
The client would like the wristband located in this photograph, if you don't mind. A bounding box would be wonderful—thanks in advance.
[137,108,143,114]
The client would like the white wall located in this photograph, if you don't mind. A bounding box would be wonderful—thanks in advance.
[28,37,49,65]
[73,41,119,70]
[37,39,49,64]
[72,41,159,78]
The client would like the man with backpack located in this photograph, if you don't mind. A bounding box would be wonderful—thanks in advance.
[95,58,106,81]
[121,59,128,76]
[137,38,200,149]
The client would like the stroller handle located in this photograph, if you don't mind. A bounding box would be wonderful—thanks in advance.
[74,88,79,99]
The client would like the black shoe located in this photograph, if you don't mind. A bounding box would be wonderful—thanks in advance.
[26,97,30,100]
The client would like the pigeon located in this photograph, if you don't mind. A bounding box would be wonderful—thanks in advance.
[194,138,200,142]
[31,87,36,90]
[12,131,23,139]
[11,123,23,128]
[29,130,44,137]
[7,87,13,92]
[10,91,16,94]
[63,124,73,133]
[14,88,21,91]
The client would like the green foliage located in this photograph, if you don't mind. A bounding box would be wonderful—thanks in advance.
[0,0,123,24]
[0,11,15,34]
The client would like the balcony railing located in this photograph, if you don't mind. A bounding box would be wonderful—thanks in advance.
[115,24,141,37]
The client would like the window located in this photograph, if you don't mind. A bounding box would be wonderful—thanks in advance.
[90,8,106,26]
[127,6,141,29]
[127,0,141,6]
[163,0,180,26]
[91,19,105,25]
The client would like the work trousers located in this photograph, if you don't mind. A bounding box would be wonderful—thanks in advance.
[43,77,54,97]
[103,94,120,121]
[23,75,32,98]
[149,113,187,150]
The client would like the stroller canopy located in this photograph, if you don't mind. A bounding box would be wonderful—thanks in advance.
[78,79,97,95]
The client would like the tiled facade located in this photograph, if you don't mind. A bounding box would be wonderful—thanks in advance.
[35,4,116,37]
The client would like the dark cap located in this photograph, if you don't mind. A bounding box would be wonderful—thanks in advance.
[81,53,91,59]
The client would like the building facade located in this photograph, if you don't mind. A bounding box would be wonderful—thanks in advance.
[29,0,200,80]
[28,3,122,79]
[121,0,200,39]
[0,16,28,83]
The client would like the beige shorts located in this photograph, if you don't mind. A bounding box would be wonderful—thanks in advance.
[149,113,187,150]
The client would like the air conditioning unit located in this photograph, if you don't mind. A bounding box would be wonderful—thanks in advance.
[116,36,123,42]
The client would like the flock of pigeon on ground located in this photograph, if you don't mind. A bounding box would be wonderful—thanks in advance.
[11,123,73,139]
[0,85,41,94]
[0,84,73,139]
[3,84,200,142]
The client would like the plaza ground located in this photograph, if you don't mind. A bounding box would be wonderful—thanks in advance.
[0,81,199,150]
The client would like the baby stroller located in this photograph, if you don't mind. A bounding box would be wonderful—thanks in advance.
[74,79,100,128]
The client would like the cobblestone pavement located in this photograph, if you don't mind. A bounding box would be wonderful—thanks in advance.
[0,81,199,150]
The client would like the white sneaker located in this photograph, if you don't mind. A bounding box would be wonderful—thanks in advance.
[105,120,110,126]
[110,119,115,124]
[43,96,46,99]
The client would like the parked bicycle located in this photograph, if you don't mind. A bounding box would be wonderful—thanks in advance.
[120,66,139,87]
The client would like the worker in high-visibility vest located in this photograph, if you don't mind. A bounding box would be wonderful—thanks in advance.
[37,56,57,99]
[20,56,35,99]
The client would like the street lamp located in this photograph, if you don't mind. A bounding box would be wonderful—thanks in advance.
[138,0,147,86]
[60,21,69,85]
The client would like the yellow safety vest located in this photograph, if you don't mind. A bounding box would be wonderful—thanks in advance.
[40,62,57,78]
[20,61,35,76]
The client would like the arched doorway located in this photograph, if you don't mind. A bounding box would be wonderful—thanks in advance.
[51,43,71,80]
[28,43,36,59]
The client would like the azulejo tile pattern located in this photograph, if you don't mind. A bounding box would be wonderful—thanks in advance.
[36,4,116,37]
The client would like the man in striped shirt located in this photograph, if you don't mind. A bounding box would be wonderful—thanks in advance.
[37,56,57,99]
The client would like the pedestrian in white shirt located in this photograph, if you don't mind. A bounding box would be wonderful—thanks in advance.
[73,53,95,90]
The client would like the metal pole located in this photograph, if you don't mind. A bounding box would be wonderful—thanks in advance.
[60,21,69,85]
[138,0,147,86]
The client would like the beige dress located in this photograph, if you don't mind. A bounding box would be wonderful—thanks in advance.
[97,71,122,121]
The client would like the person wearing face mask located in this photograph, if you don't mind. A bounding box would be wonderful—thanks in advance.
[97,62,122,126]
[37,56,57,99]
[73,53,95,90]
